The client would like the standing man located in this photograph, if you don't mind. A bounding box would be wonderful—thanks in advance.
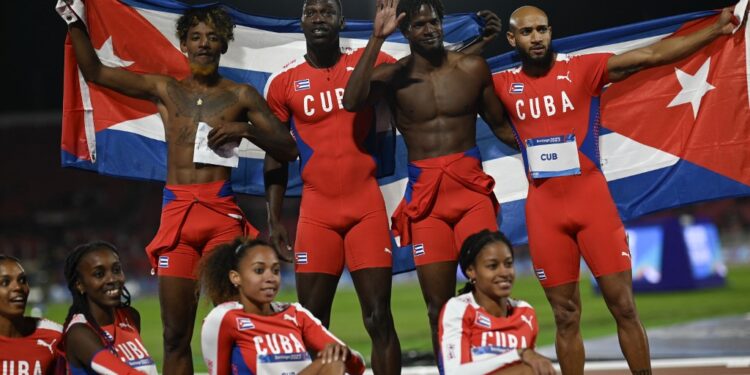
[58,3,297,374]
[492,6,740,374]
[263,0,402,373]
[343,0,517,358]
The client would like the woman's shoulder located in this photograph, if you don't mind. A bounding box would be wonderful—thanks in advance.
[205,301,244,322]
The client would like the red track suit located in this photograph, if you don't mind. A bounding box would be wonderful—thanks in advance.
[438,293,537,374]
[201,301,365,375]
[0,318,62,375]
[264,48,396,275]
[64,308,158,374]
[493,53,631,287]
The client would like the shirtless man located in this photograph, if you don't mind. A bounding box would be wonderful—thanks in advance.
[343,0,516,357]
[492,6,741,375]
[59,3,296,373]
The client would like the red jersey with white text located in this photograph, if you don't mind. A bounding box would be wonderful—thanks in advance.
[201,301,365,375]
[493,53,612,175]
[0,318,62,375]
[438,293,537,373]
[492,54,632,287]
[264,48,396,201]
[64,308,157,375]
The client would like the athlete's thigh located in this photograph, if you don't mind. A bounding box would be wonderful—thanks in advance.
[155,242,202,280]
[525,199,580,287]
[410,215,456,266]
[344,209,393,272]
[295,217,345,276]
[453,197,499,251]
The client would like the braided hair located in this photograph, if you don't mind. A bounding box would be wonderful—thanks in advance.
[199,237,278,305]
[62,241,131,347]
[457,230,514,295]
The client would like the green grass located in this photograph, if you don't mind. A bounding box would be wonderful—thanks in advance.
[45,265,750,372]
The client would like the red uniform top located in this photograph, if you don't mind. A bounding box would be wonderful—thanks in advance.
[264,48,396,202]
[202,301,365,375]
[493,53,612,177]
[64,308,157,375]
[438,293,537,374]
[0,318,62,375]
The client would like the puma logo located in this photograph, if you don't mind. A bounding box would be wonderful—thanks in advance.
[621,251,631,259]
[283,314,297,324]
[521,315,534,330]
[37,338,56,354]
[227,213,242,220]
[384,248,392,254]
[346,66,355,71]
[556,70,572,83]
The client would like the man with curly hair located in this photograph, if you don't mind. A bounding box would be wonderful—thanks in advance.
[58,3,297,374]
[344,0,516,361]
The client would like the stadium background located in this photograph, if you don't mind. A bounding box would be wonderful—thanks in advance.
[1,0,749,371]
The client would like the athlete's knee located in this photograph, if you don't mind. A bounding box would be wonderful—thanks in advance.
[607,296,640,324]
[551,299,581,333]
[362,304,395,338]
[162,323,192,353]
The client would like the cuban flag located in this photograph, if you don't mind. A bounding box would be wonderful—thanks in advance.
[62,0,750,274]
[61,0,483,196]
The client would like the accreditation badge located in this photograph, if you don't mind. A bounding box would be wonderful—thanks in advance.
[526,134,581,179]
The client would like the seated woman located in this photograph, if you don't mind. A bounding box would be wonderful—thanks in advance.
[61,241,158,374]
[439,230,556,375]
[0,255,63,374]
[200,238,365,375]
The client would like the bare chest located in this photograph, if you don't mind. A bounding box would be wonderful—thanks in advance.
[394,67,480,122]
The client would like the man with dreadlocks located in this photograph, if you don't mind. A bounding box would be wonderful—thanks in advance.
[61,241,156,374]
[343,0,516,359]
[57,1,298,372]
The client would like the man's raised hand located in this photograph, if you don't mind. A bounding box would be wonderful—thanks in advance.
[373,0,406,39]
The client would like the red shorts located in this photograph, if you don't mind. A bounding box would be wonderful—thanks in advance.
[146,180,258,280]
[526,170,631,287]
[294,180,392,275]
[392,147,499,266]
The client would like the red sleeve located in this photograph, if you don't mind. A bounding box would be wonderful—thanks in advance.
[263,72,291,123]
[201,306,238,375]
[576,53,613,96]
[530,309,539,349]
[295,304,365,375]
[375,51,397,65]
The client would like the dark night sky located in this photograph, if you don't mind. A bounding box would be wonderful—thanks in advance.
[3,0,736,114]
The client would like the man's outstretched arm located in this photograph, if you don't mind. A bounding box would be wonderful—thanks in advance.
[607,7,740,82]
[66,20,168,101]
[343,0,405,112]
[264,154,293,261]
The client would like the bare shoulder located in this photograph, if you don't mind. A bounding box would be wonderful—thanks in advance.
[65,322,101,344]
[452,52,490,73]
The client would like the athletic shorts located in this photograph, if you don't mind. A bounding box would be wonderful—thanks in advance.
[146,180,258,280]
[392,147,499,267]
[293,181,392,275]
[526,170,631,287]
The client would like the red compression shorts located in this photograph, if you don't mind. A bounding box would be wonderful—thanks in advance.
[146,180,258,280]
[294,180,392,276]
[392,147,499,266]
[526,170,631,287]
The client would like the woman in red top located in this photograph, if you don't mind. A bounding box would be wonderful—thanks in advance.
[61,241,157,374]
[0,255,62,375]
[439,230,556,375]
[200,237,364,375]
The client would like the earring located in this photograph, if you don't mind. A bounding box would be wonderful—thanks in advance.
[470,279,476,284]
[233,284,239,288]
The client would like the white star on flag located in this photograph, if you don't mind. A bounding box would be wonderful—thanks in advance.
[95,36,134,68]
[666,57,716,119]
